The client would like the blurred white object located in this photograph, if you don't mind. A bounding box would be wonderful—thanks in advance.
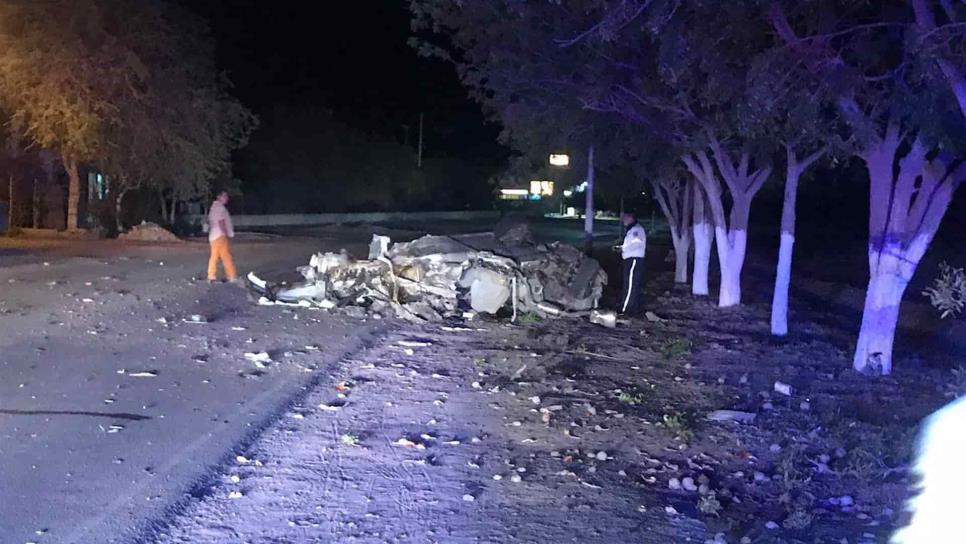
[892,396,966,543]
[590,309,616,328]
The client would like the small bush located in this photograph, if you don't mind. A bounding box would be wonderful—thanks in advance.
[658,336,693,360]
[946,364,966,398]
[340,434,360,447]
[662,412,694,443]
[515,312,543,324]
[923,262,966,318]
[618,389,646,405]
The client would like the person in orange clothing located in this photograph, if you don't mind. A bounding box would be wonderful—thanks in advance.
[207,191,237,283]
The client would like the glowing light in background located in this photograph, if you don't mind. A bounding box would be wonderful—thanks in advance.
[548,153,569,167]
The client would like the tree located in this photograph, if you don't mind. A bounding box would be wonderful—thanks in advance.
[411,1,619,251]
[0,1,255,231]
[0,1,122,230]
[741,39,835,335]
[95,1,256,230]
[651,175,693,284]
[771,0,966,374]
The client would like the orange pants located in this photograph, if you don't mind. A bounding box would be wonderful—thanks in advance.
[208,236,237,281]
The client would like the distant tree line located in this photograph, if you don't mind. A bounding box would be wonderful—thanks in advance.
[235,105,498,214]
[0,0,255,233]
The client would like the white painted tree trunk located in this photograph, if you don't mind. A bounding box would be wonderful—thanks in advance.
[683,139,771,308]
[850,128,964,375]
[652,176,693,285]
[771,147,822,336]
[671,232,691,284]
[771,233,795,336]
[854,258,908,375]
[716,228,746,308]
[692,222,712,296]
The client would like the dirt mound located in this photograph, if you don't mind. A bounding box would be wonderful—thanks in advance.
[119,222,180,243]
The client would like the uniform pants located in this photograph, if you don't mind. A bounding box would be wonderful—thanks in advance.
[620,257,644,315]
[208,236,237,281]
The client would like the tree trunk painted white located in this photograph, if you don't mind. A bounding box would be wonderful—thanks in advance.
[854,258,909,376]
[771,146,823,336]
[851,126,965,375]
[64,156,80,231]
[692,222,712,296]
[651,176,693,285]
[683,137,771,308]
[583,144,594,255]
[771,232,795,335]
[716,228,746,307]
[691,181,712,296]
[671,232,691,284]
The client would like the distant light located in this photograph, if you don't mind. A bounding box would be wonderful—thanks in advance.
[500,189,529,196]
[576,181,588,192]
[563,190,573,197]
[549,153,570,167]
[529,180,554,196]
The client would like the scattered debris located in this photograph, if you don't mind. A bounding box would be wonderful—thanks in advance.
[706,410,757,424]
[590,309,617,328]
[645,311,665,323]
[244,352,272,367]
[774,381,794,396]
[247,227,607,321]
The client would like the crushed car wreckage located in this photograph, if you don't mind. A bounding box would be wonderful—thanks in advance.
[247,228,607,321]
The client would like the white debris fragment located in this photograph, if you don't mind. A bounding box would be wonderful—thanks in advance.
[644,311,666,322]
[706,410,756,424]
[397,340,432,348]
[529,396,541,405]
[590,309,617,328]
[462,494,475,502]
[394,438,426,450]
[774,381,794,396]
[228,491,244,499]
[127,371,157,378]
[244,352,272,367]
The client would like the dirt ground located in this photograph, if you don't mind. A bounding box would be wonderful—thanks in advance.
[0,223,955,544]
[151,264,953,543]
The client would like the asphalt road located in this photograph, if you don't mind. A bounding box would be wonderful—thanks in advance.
[0,236,377,544]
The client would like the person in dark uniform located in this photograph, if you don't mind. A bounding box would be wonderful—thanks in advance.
[618,211,646,316]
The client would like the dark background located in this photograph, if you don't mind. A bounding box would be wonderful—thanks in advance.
[186,1,509,213]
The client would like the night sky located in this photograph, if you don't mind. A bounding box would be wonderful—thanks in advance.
[186,1,506,162]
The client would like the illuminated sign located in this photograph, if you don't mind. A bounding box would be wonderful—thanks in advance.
[549,154,570,167]
[529,180,554,196]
